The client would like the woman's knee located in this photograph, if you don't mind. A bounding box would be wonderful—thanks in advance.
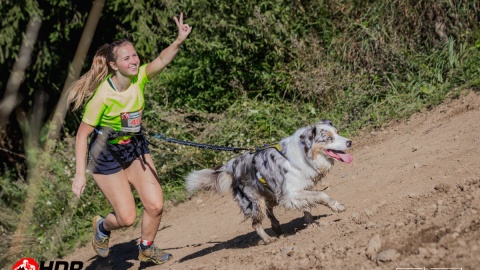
[144,201,164,216]
[115,211,137,227]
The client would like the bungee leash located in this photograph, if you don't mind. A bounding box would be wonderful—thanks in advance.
[146,131,286,155]
[92,126,283,154]
[146,132,252,153]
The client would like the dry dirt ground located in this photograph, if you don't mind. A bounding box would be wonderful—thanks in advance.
[63,90,480,270]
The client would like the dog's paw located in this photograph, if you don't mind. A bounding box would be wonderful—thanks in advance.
[329,200,346,213]
[261,236,278,245]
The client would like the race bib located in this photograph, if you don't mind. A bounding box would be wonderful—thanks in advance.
[120,109,142,132]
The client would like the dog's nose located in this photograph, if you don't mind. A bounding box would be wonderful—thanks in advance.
[346,140,352,148]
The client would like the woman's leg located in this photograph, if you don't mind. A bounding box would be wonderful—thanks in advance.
[91,170,137,257]
[125,154,164,242]
[93,170,137,230]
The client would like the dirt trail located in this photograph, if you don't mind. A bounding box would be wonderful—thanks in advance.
[64,90,480,270]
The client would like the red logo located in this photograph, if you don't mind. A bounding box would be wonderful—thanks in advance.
[12,258,39,270]
[121,112,130,119]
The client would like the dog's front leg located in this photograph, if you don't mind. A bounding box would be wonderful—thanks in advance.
[296,190,346,213]
[316,191,346,212]
[327,198,346,213]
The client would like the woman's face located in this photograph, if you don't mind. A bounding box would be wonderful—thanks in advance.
[110,43,140,78]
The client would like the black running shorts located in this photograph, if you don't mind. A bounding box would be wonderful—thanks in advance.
[88,135,150,175]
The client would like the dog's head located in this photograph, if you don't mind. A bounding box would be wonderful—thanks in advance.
[299,120,353,164]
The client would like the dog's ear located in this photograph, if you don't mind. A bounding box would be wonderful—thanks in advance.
[317,119,333,126]
[300,126,317,159]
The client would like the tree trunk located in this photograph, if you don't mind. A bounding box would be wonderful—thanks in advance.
[8,0,105,260]
[0,17,41,131]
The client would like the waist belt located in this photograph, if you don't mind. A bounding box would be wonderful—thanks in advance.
[94,126,144,141]
[90,126,147,168]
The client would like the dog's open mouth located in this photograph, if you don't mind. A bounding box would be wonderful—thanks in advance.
[325,149,353,163]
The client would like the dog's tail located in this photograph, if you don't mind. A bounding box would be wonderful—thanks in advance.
[185,168,232,193]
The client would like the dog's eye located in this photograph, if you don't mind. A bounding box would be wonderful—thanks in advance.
[327,137,333,141]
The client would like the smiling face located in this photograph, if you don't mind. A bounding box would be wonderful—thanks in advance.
[300,121,353,164]
[109,43,140,78]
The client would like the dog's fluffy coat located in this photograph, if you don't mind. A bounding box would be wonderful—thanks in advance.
[186,120,353,244]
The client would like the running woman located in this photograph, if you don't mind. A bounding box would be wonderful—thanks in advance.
[68,13,192,265]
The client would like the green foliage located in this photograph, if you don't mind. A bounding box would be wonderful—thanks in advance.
[124,0,332,111]
[0,170,27,264]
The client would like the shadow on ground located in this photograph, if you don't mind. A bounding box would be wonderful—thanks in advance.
[85,239,137,270]
[178,213,330,262]
[83,213,331,268]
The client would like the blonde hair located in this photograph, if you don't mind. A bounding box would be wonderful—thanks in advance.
[67,39,133,111]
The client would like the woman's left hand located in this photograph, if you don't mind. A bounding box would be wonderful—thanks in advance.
[174,13,192,42]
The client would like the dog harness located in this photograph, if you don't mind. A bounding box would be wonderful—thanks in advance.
[256,173,272,190]
[254,144,286,193]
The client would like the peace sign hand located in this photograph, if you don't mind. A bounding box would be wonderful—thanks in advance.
[174,13,192,43]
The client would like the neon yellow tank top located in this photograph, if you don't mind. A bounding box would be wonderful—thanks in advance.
[82,65,149,134]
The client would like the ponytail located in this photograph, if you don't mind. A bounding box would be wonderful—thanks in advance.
[67,38,135,111]
[67,44,112,111]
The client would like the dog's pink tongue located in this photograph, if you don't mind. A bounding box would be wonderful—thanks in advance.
[338,152,353,164]
[326,149,353,163]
